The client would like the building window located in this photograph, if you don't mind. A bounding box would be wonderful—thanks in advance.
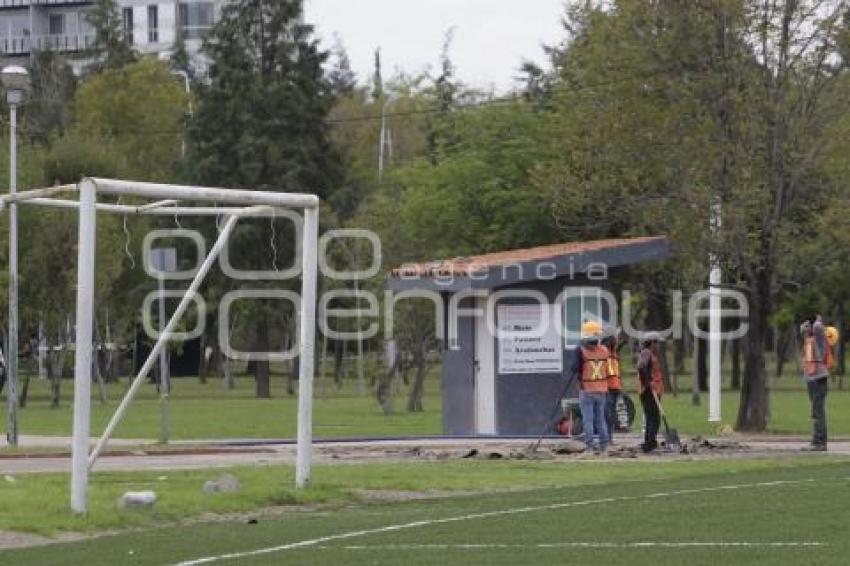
[178,2,215,40]
[122,7,134,45]
[48,14,65,36]
[563,287,606,348]
[148,5,159,43]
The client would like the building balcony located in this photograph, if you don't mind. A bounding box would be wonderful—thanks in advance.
[0,0,92,8]
[0,32,95,55]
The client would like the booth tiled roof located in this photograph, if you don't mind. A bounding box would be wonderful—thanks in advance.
[390,236,667,278]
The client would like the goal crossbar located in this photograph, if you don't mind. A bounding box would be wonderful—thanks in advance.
[9,178,319,514]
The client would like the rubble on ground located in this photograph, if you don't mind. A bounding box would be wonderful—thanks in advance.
[203,473,241,494]
[117,491,157,509]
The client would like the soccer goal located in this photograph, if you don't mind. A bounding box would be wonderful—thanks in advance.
[0,178,320,514]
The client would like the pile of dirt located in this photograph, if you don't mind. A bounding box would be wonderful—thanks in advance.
[678,437,746,455]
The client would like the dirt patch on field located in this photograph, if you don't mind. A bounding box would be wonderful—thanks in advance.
[0,446,277,460]
[355,488,483,502]
[0,530,88,550]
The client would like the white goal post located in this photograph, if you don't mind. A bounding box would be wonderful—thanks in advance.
[0,178,320,514]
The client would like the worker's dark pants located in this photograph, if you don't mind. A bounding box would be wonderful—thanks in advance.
[605,390,621,441]
[807,377,828,447]
[640,390,660,450]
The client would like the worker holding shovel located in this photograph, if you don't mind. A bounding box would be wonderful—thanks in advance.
[800,318,832,451]
[636,332,664,453]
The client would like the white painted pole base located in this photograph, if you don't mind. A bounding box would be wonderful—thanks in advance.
[296,206,319,489]
[708,263,722,423]
[71,180,97,513]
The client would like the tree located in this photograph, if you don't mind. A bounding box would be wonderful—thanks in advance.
[530,0,849,431]
[372,48,384,102]
[85,0,137,71]
[26,51,77,143]
[190,0,344,397]
[328,35,357,96]
[170,17,192,77]
[722,1,849,430]
[69,58,187,181]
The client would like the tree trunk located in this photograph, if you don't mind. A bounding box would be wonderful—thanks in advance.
[731,337,741,391]
[774,326,790,379]
[48,350,61,409]
[18,373,30,408]
[333,340,346,389]
[697,335,708,392]
[92,321,108,403]
[377,344,399,415]
[218,347,235,390]
[131,326,139,387]
[406,340,427,413]
[674,338,685,376]
[198,335,208,384]
[690,331,700,405]
[254,318,271,398]
[319,332,328,399]
[736,280,770,431]
[288,356,299,396]
[93,353,108,405]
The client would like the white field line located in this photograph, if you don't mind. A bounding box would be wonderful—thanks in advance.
[318,542,825,550]
[175,478,820,565]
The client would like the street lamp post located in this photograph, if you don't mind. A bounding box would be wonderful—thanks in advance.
[2,65,29,447]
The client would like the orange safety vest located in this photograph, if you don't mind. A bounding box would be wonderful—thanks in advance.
[580,345,610,393]
[802,336,828,376]
[638,350,664,396]
[606,350,622,391]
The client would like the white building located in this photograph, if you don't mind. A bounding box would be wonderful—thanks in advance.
[0,1,228,73]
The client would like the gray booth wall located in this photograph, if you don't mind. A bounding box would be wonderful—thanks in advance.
[440,277,614,436]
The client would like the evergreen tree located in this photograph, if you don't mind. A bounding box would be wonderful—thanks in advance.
[328,35,357,96]
[372,48,384,102]
[426,28,460,164]
[189,0,343,397]
[170,23,192,77]
[191,0,341,196]
[85,0,136,71]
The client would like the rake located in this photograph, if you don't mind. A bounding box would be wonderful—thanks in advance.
[525,373,578,455]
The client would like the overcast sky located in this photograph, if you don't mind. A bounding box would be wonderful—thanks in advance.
[305,0,567,93]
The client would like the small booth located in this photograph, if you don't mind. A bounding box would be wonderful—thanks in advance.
[388,236,669,436]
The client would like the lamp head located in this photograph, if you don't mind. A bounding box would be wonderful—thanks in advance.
[1,65,30,105]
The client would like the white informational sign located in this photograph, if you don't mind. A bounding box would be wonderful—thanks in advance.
[497,304,563,374]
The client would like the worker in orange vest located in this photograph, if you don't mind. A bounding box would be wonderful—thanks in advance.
[602,330,622,444]
[800,318,830,451]
[568,321,610,453]
[636,332,664,453]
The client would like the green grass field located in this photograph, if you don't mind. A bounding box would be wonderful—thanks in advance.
[3,360,849,441]
[3,456,849,565]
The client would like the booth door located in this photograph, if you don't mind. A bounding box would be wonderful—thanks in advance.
[474,295,497,435]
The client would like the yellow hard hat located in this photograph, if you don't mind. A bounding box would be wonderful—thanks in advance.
[581,321,603,338]
[826,326,840,348]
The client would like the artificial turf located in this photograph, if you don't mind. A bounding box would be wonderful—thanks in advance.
[3,457,849,565]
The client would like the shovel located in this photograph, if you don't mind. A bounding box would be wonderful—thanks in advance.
[651,391,680,450]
